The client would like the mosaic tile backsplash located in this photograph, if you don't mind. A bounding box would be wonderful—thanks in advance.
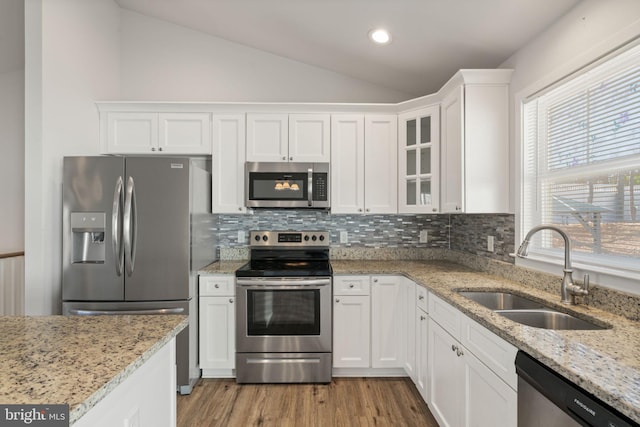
[214,210,515,263]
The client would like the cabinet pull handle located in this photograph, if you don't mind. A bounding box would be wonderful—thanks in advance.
[229,298,234,303]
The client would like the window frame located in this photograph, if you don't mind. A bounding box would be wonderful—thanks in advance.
[515,39,640,296]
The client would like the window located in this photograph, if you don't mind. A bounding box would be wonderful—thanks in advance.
[522,43,640,275]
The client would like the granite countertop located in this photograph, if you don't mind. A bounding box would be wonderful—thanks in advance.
[201,258,640,422]
[0,315,187,425]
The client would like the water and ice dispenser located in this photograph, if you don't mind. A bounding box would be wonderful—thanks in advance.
[71,212,106,264]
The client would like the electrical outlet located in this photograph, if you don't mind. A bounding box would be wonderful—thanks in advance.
[419,230,428,243]
[238,230,245,243]
[487,235,495,252]
[340,231,348,244]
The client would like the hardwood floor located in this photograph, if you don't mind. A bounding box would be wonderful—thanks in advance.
[177,378,439,426]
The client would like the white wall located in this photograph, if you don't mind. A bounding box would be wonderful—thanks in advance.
[119,10,411,103]
[0,68,25,253]
[24,0,121,314]
[502,0,640,294]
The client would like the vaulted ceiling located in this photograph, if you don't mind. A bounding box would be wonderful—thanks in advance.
[115,0,581,96]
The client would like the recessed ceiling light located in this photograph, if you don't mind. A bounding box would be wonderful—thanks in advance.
[369,29,391,45]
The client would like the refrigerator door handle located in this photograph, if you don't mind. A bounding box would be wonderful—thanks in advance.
[68,308,185,315]
[123,176,138,276]
[112,176,124,276]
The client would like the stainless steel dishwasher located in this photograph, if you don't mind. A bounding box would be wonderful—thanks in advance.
[515,351,638,427]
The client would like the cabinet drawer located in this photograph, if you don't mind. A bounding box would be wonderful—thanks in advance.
[416,286,428,313]
[199,275,235,296]
[460,314,518,389]
[428,293,460,337]
[334,275,371,295]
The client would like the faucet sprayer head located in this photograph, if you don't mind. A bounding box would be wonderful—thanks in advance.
[516,240,530,258]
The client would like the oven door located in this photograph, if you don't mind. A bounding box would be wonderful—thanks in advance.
[236,277,332,353]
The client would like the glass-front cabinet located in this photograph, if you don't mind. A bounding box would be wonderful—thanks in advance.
[398,106,440,213]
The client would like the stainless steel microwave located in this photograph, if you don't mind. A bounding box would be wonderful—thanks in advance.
[245,162,330,209]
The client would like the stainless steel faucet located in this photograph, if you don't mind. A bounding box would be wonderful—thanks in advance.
[516,224,589,305]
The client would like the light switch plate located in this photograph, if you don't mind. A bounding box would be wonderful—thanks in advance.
[238,230,245,243]
[340,231,348,244]
[419,230,428,243]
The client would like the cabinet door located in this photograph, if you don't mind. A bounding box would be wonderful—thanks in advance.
[416,308,428,402]
[333,295,370,368]
[158,113,211,154]
[331,115,365,214]
[403,279,417,381]
[371,276,403,368]
[440,86,464,213]
[106,112,158,154]
[463,350,517,427]
[398,106,440,213]
[364,115,398,214]
[246,113,289,162]
[428,319,462,427]
[289,114,330,162]
[212,114,246,213]
[199,296,235,370]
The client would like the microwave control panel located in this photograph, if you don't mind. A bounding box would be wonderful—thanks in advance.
[313,174,327,201]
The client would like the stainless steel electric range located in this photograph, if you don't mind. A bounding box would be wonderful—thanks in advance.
[235,230,332,384]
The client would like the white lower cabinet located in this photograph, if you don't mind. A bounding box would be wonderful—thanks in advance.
[333,275,371,368]
[427,294,517,427]
[415,306,429,401]
[371,275,403,368]
[199,275,235,377]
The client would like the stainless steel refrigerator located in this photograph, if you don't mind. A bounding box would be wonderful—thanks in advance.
[61,156,216,394]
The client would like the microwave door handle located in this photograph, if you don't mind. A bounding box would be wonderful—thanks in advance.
[307,168,313,207]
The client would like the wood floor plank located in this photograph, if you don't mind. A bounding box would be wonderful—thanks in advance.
[177,378,439,427]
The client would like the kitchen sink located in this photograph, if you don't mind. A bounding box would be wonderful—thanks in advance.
[496,309,607,330]
[458,291,547,310]
[458,290,609,330]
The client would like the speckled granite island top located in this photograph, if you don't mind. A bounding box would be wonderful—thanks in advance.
[0,315,187,425]
[202,258,640,422]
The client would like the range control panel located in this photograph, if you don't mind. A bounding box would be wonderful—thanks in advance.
[249,230,330,247]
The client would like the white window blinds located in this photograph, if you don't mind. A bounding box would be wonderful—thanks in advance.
[522,43,640,271]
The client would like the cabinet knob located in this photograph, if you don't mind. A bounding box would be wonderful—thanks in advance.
[451,344,458,352]
[432,208,437,212]
[349,284,354,288]
[418,295,424,300]
[366,208,370,212]
[214,284,219,288]
[358,208,363,212]
[158,147,163,151]
[335,298,340,303]
[420,315,426,321]
[456,206,461,211]
[289,157,293,161]
[151,147,156,152]
[373,278,378,283]
[456,349,464,357]
[238,207,243,211]
[229,298,234,303]
[282,156,287,160]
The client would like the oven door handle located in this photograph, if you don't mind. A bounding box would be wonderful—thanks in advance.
[236,278,331,287]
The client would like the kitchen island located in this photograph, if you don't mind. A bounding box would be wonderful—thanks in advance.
[0,315,186,426]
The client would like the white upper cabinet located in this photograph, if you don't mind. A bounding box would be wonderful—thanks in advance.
[212,114,246,213]
[331,115,365,214]
[440,70,512,213]
[331,114,397,214]
[103,111,211,155]
[246,113,330,162]
[289,114,331,162]
[398,105,440,213]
